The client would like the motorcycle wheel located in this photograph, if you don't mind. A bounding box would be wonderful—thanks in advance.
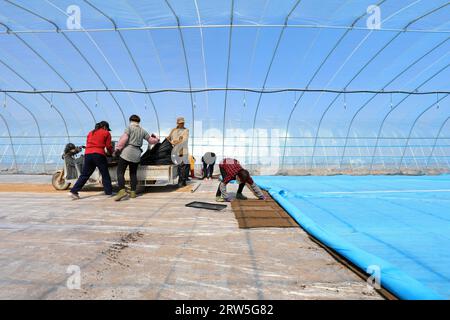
[52,171,70,190]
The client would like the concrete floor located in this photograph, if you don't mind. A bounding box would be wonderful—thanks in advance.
[0,176,382,300]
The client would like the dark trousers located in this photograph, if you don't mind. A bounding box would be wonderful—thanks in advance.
[71,153,112,195]
[216,167,244,197]
[177,163,190,184]
[117,157,139,191]
[202,160,215,178]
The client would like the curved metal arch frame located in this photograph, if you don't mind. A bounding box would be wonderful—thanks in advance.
[308,32,402,169]
[230,0,272,159]
[0,112,18,171]
[0,57,71,146]
[426,116,450,168]
[1,0,449,171]
[4,0,101,127]
[44,0,134,127]
[0,56,73,149]
[221,0,234,158]
[83,0,160,134]
[164,0,196,154]
[122,0,165,135]
[368,63,450,173]
[0,57,48,170]
[0,21,91,138]
[338,37,450,169]
[193,0,210,120]
[11,34,94,129]
[5,93,47,172]
[250,0,303,164]
[117,29,161,136]
[307,3,449,170]
[280,0,387,169]
[398,94,450,170]
[61,33,127,125]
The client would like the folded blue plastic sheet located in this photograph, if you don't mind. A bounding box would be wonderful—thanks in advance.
[253,175,450,300]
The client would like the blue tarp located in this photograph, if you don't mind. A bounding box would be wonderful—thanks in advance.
[254,175,450,300]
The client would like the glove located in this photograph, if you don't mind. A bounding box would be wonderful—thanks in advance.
[149,134,160,144]
[113,149,121,159]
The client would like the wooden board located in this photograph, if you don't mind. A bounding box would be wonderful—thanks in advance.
[231,191,298,229]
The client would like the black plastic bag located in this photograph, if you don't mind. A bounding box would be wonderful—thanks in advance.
[140,138,174,165]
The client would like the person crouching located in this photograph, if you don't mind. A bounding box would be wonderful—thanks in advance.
[216,158,266,202]
[114,115,159,201]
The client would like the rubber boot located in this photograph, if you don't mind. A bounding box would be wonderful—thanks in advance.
[114,188,128,201]
[178,164,188,187]
[130,191,137,199]
[236,193,248,200]
[184,164,190,183]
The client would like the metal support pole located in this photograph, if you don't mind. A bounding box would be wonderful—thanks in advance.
[398,94,449,170]
[281,0,387,169]
[339,38,449,169]
[0,113,18,171]
[369,64,449,173]
[221,0,234,159]
[83,0,160,132]
[5,93,48,172]
[426,116,450,169]
[165,0,196,155]
[251,0,303,165]
[309,3,449,171]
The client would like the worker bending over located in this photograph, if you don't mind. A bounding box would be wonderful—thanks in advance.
[202,152,216,180]
[216,158,266,202]
[114,114,159,201]
[62,143,85,177]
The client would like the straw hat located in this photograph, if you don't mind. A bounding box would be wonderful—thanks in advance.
[176,117,185,124]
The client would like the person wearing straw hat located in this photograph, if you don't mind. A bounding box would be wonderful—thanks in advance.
[167,117,189,147]
[167,116,190,187]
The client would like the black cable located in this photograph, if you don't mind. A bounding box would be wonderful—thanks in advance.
[0,88,448,95]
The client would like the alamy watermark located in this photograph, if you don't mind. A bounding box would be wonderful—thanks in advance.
[366,5,381,30]
[366,264,381,290]
[66,265,81,290]
[66,5,82,30]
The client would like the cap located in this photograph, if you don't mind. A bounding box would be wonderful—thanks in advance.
[176,117,185,124]
[99,121,111,131]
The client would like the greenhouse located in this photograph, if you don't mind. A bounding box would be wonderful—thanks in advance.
[0,0,449,301]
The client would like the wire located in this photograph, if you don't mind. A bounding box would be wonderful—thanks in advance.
[1,88,448,95]
[1,23,449,35]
